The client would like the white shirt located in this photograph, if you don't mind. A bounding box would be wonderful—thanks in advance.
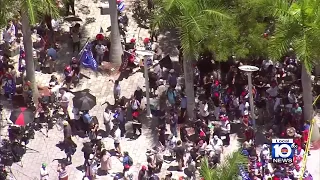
[95,44,106,55]
[221,120,231,133]
[60,93,69,108]
[239,102,249,116]
[210,138,223,151]
[199,102,209,117]
[266,86,279,97]
[103,111,113,123]
[40,168,49,180]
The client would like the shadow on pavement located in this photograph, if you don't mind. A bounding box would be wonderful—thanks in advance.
[158,29,180,57]
[131,0,151,29]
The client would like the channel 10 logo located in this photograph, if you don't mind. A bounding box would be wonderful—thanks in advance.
[272,139,297,164]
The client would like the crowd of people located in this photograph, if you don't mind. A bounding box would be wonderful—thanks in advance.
[1,1,319,180]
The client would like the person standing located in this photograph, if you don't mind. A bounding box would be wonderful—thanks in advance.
[100,149,112,174]
[64,137,75,164]
[95,42,107,64]
[46,45,58,73]
[57,163,68,180]
[103,108,114,136]
[70,57,80,82]
[40,163,49,180]
[110,80,121,104]
[132,114,142,137]
[82,142,94,170]
[179,93,187,123]
[138,166,148,180]
[71,23,80,53]
[134,86,143,104]
[173,140,185,171]
[169,110,178,137]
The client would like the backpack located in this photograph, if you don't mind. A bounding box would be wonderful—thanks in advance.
[128,156,133,166]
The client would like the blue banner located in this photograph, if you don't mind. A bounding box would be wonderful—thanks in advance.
[80,43,98,71]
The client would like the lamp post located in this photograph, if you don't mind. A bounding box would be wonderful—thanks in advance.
[135,50,154,118]
[238,65,259,129]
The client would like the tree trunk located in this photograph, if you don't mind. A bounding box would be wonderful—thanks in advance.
[21,10,39,104]
[302,64,319,141]
[183,55,195,120]
[108,0,123,65]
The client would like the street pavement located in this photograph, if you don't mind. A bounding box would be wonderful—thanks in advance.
[0,1,241,179]
[0,0,319,179]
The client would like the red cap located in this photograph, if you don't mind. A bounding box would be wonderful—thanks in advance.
[141,165,147,170]
[130,38,136,43]
[124,164,130,169]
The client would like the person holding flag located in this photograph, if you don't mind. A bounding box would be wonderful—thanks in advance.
[80,43,98,71]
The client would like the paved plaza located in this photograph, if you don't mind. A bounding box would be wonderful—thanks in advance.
[0,0,319,179]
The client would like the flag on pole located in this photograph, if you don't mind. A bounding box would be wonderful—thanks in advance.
[118,1,125,11]
[80,43,98,71]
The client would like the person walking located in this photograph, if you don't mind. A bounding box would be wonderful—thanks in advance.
[173,140,185,171]
[132,114,142,137]
[40,163,49,180]
[64,137,75,164]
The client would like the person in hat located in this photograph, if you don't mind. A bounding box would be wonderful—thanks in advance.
[138,165,148,180]
[220,115,231,146]
[63,65,73,90]
[132,111,142,137]
[40,163,49,180]
[95,41,107,64]
[70,57,80,82]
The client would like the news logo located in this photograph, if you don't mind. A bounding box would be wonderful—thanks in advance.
[271,139,297,163]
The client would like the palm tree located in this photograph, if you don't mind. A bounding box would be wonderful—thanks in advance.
[109,0,123,65]
[269,0,320,140]
[152,0,230,120]
[200,150,247,180]
[1,0,59,104]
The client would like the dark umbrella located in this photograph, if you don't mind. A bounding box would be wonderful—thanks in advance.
[73,92,96,111]
[10,107,35,126]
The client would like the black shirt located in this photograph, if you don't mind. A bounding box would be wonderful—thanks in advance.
[173,146,185,159]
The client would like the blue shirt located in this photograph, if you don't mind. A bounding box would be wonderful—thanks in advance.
[123,156,129,166]
[83,113,92,124]
[47,48,57,60]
